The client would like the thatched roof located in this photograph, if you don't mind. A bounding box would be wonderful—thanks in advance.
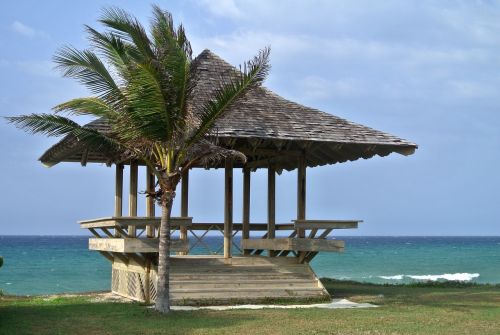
[40,49,417,170]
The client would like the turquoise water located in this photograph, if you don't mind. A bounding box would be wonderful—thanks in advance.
[0,236,499,295]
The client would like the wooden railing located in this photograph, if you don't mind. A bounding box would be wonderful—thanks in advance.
[80,217,360,263]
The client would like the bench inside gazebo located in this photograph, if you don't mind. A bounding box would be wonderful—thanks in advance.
[40,50,416,304]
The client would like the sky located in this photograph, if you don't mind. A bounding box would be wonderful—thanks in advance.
[1,0,499,236]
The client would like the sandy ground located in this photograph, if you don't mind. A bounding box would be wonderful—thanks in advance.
[38,292,376,310]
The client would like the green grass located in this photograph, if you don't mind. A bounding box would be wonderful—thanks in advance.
[1,280,499,335]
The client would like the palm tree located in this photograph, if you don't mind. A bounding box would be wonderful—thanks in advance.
[6,5,269,314]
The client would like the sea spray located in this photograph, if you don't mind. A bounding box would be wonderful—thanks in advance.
[377,273,480,282]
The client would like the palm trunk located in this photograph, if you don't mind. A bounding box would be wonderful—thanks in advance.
[155,196,173,313]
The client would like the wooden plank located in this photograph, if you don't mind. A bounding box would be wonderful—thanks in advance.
[241,238,290,251]
[268,165,276,257]
[241,238,344,252]
[80,220,118,229]
[224,159,233,259]
[146,166,155,238]
[89,238,188,253]
[128,162,138,237]
[114,164,124,237]
[290,238,344,252]
[242,168,251,256]
[79,217,193,229]
[293,220,361,230]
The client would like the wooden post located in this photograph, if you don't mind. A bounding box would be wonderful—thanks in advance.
[224,159,233,259]
[146,166,155,238]
[242,167,251,256]
[179,170,189,255]
[297,155,306,238]
[114,164,124,237]
[128,161,138,237]
[145,166,155,303]
[268,165,276,257]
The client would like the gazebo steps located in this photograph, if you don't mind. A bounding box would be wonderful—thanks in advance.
[170,288,327,303]
[171,279,318,289]
[168,257,328,303]
[111,256,330,304]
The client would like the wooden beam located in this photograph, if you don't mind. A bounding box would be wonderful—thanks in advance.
[294,219,361,230]
[179,170,189,255]
[88,228,101,238]
[239,148,302,157]
[101,228,114,238]
[297,155,306,238]
[242,238,289,251]
[224,159,233,259]
[242,167,251,256]
[128,162,138,237]
[89,238,188,253]
[80,148,89,167]
[241,238,344,252]
[146,166,155,238]
[114,164,124,237]
[79,216,193,229]
[268,165,276,257]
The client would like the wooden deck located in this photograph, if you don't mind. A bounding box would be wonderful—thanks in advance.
[112,256,330,304]
[81,217,360,262]
[82,216,358,303]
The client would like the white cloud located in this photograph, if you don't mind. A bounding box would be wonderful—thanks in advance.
[10,21,49,39]
[298,76,361,100]
[446,80,496,100]
[199,0,242,19]
[11,21,35,37]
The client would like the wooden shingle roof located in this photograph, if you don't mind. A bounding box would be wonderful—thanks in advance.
[40,49,417,170]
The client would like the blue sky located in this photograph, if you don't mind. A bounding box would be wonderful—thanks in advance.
[1,0,499,235]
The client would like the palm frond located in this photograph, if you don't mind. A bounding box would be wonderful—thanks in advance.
[85,25,133,76]
[54,46,124,105]
[184,47,271,151]
[99,7,154,62]
[182,140,246,170]
[121,62,169,142]
[150,5,193,133]
[6,114,120,151]
[53,97,117,118]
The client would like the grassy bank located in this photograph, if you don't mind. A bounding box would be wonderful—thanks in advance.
[1,280,499,335]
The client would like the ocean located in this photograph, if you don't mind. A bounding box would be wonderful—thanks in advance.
[0,236,499,295]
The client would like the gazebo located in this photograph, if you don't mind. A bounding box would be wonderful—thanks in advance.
[40,50,417,304]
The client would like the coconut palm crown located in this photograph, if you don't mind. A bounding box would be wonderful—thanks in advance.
[6,5,270,313]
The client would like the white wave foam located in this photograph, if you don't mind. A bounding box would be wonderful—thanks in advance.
[407,273,479,282]
[378,275,404,280]
[377,273,480,282]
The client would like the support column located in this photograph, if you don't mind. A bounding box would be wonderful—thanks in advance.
[242,167,251,256]
[145,166,155,303]
[268,165,276,257]
[297,155,306,238]
[224,159,233,259]
[128,161,138,237]
[146,166,155,238]
[179,170,189,255]
[114,164,124,237]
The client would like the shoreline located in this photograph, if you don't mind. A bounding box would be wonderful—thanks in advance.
[2,279,499,299]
